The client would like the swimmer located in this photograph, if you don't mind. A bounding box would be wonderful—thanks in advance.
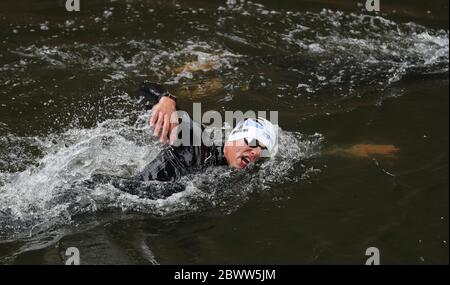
[90,82,276,198]
[139,81,277,179]
[93,82,398,199]
[141,82,400,176]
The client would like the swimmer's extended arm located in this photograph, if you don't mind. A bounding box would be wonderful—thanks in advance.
[139,82,179,144]
[324,144,399,158]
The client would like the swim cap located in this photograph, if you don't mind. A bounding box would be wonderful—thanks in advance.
[227,117,278,156]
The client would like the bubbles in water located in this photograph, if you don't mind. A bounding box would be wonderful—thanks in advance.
[3,3,447,109]
[0,0,448,247]
[0,109,322,240]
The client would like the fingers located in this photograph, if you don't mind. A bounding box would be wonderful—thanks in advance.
[153,112,163,138]
[169,112,179,145]
[169,125,178,145]
[149,101,179,144]
[149,110,158,127]
[160,115,170,143]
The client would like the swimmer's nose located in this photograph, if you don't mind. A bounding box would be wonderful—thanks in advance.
[248,149,260,161]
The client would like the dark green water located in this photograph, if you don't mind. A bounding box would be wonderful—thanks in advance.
[0,0,448,264]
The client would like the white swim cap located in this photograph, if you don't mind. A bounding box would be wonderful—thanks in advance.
[227,117,278,156]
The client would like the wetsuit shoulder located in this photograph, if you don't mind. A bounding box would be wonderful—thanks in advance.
[139,117,204,182]
[138,123,226,181]
[138,145,201,181]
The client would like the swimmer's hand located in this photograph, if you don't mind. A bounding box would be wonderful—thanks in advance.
[149,96,179,144]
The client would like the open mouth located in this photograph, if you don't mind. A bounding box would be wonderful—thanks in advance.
[240,155,251,168]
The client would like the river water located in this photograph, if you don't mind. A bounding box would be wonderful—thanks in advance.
[0,0,448,264]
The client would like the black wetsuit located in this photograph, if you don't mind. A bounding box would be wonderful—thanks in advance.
[94,82,228,199]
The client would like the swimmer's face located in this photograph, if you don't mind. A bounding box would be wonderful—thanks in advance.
[224,139,264,169]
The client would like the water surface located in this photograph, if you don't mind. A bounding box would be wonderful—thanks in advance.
[0,0,448,264]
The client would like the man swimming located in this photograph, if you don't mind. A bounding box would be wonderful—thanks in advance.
[93,80,399,199]
[93,82,277,199]
[139,81,277,176]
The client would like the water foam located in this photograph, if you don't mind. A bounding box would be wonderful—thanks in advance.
[0,113,322,240]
